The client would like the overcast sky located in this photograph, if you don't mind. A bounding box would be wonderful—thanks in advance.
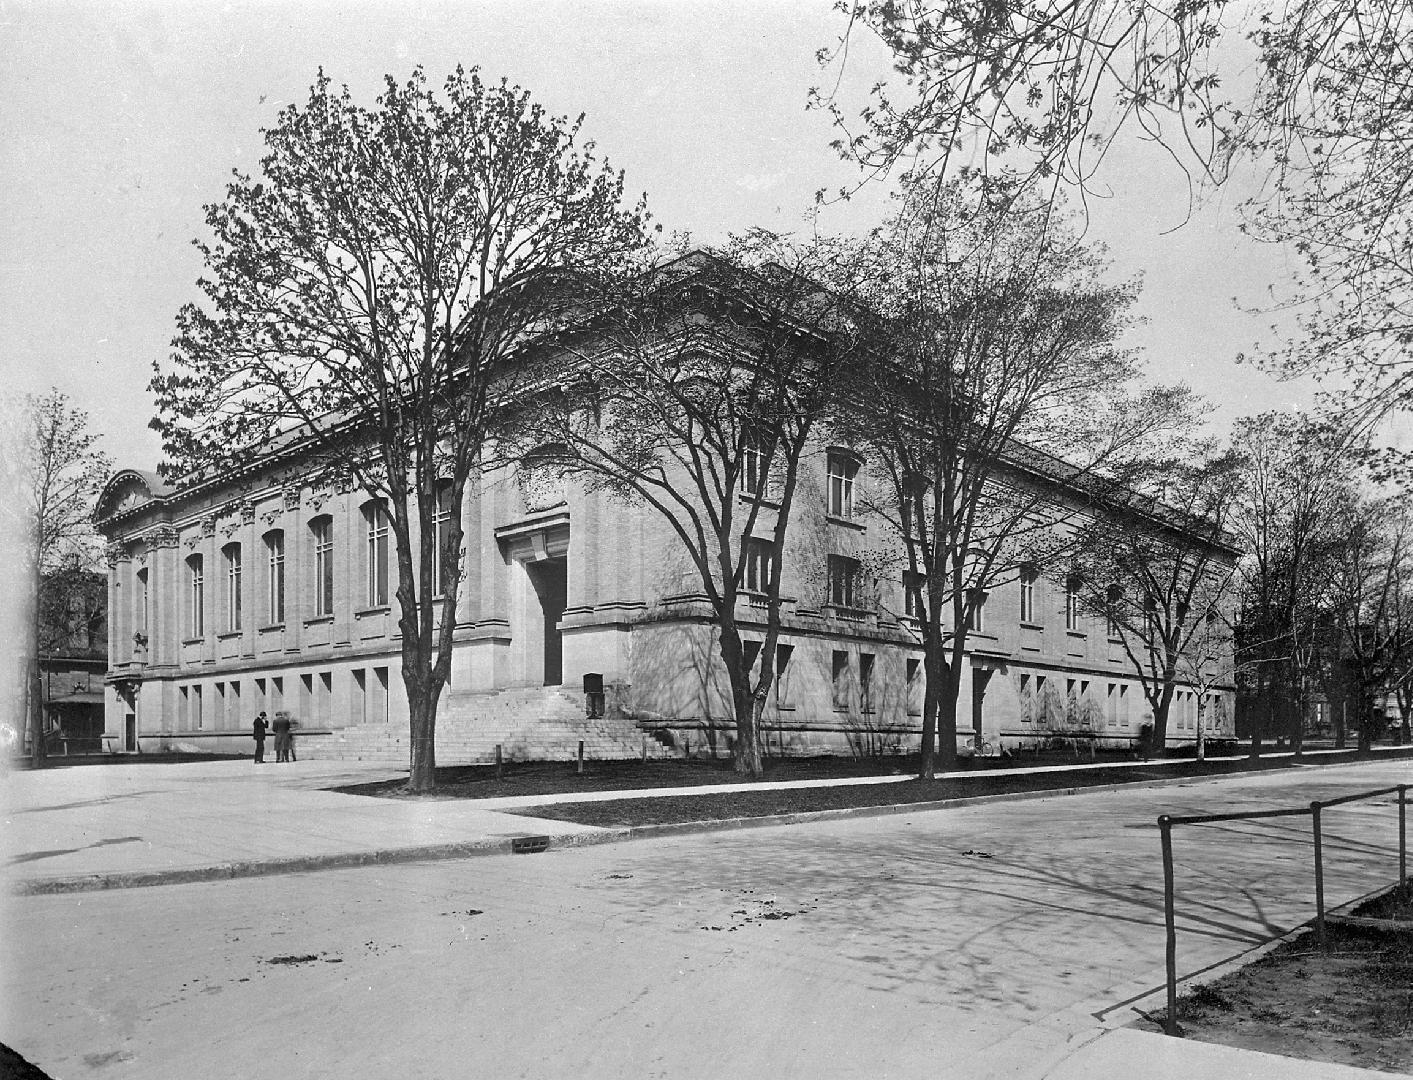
[2,0,1325,473]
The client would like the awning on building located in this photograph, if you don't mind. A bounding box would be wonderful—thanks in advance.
[45,691,105,705]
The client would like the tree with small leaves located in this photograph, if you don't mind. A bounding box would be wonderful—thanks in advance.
[150,67,651,792]
[848,183,1195,776]
[16,389,112,765]
[1070,443,1243,754]
[521,235,875,777]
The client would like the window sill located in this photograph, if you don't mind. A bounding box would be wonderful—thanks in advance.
[356,605,391,617]
[304,615,334,627]
[1020,622,1044,631]
[825,515,865,532]
[217,630,242,641]
[181,636,205,646]
[737,491,781,509]
[825,604,873,622]
[1066,630,1087,639]
[259,623,285,633]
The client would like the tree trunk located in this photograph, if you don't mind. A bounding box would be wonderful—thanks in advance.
[1335,697,1347,749]
[406,680,439,792]
[28,657,45,768]
[935,655,960,773]
[1195,698,1206,762]
[918,678,938,780]
[734,683,763,776]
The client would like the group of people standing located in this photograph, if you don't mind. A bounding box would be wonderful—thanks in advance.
[251,711,296,763]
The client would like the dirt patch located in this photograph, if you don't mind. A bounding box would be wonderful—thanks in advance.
[1144,897,1413,1074]
[1356,881,1413,921]
[327,751,1413,827]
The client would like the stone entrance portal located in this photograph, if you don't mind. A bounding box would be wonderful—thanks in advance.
[495,510,571,689]
[527,558,566,686]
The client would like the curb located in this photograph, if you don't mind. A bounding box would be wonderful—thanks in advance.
[13,761,1352,896]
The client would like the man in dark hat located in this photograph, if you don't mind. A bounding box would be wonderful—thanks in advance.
[252,712,268,763]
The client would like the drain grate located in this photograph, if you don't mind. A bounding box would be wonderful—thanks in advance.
[511,835,551,855]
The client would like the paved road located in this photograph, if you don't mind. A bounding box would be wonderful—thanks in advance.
[3,761,1408,1079]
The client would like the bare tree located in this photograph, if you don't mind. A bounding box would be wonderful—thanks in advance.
[20,389,111,765]
[1318,494,1413,752]
[850,185,1194,776]
[1229,412,1355,756]
[525,236,875,776]
[149,67,650,792]
[1070,444,1243,754]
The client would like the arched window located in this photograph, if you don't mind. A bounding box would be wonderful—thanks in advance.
[223,542,242,632]
[187,554,205,637]
[363,502,389,608]
[264,530,285,624]
[310,516,334,616]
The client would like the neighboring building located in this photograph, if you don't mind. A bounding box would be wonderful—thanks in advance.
[93,283,1238,765]
[37,566,108,754]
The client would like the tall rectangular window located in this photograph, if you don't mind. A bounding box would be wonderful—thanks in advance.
[1019,567,1037,624]
[774,644,794,708]
[1106,585,1123,639]
[1020,673,1033,723]
[827,555,859,608]
[831,650,850,710]
[224,543,242,632]
[744,537,775,593]
[266,530,285,624]
[432,486,453,597]
[365,503,389,608]
[312,517,334,616]
[228,680,240,729]
[1065,576,1082,632]
[187,555,205,637]
[903,571,925,620]
[741,435,768,497]
[906,657,923,716]
[214,682,226,728]
[826,452,858,518]
[374,667,389,723]
[191,684,203,730]
[859,652,875,713]
[353,668,368,725]
[136,568,149,634]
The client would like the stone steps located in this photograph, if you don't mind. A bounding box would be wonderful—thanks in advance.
[298,685,669,765]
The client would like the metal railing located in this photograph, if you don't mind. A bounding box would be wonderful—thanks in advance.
[1158,783,1408,1037]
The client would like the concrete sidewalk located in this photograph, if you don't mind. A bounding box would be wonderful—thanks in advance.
[3,748,1408,895]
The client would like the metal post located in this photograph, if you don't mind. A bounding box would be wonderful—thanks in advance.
[495,743,502,781]
[1312,802,1326,952]
[577,739,585,775]
[1399,785,1407,893]
[1159,815,1182,1036]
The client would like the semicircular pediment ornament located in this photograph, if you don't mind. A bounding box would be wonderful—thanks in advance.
[517,448,569,514]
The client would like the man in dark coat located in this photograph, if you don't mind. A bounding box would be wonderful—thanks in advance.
[252,712,268,763]
[272,711,292,762]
